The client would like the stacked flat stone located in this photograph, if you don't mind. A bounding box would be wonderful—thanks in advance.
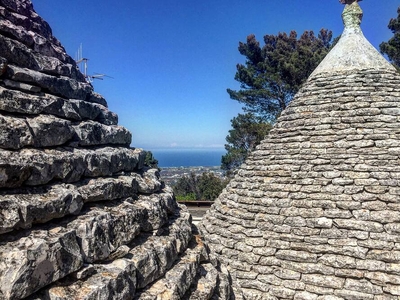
[201,2,400,300]
[0,1,227,299]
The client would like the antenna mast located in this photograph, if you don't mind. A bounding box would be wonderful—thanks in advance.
[75,44,112,83]
[76,44,89,78]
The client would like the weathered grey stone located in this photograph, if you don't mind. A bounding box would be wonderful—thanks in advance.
[294,291,318,300]
[188,263,218,300]
[0,147,145,188]
[86,91,108,107]
[70,264,96,280]
[72,120,131,146]
[135,241,203,299]
[275,250,317,263]
[364,272,400,285]
[344,278,383,295]
[3,78,41,92]
[69,99,118,125]
[77,175,139,203]
[318,254,356,269]
[0,3,74,66]
[70,190,175,263]
[0,34,83,80]
[0,56,7,76]
[356,259,386,271]
[7,65,92,100]
[334,289,375,300]
[27,115,74,147]
[302,274,345,289]
[0,114,33,149]
[0,228,83,300]
[333,219,384,233]
[36,259,137,300]
[0,184,83,234]
[4,0,400,299]
[135,168,164,194]
[0,87,117,124]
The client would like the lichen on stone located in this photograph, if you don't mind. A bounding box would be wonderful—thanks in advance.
[342,1,363,29]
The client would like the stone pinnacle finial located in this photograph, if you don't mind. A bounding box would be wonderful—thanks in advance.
[341,0,363,28]
[309,0,395,78]
[339,0,362,4]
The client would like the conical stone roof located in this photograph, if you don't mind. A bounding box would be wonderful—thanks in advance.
[200,2,400,299]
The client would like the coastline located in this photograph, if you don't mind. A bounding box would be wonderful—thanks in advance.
[159,166,224,186]
[151,148,225,168]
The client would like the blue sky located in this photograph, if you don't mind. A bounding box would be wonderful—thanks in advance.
[32,0,398,151]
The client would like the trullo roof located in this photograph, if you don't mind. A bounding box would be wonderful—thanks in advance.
[200,2,400,299]
[0,0,217,299]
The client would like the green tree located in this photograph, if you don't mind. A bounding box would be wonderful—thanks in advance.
[222,29,335,174]
[173,172,228,201]
[227,29,334,121]
[198,172,229,200]
[173,172,200,200]
[221,113,272,174]
[144,151,159,170]
[380,6,400,69]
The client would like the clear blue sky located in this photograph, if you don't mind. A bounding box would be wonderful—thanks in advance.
[32,0,398,151]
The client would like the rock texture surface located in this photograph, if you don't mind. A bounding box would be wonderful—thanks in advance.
[0,1,224,299]
[2,0,399,299]
[200,2,400,300]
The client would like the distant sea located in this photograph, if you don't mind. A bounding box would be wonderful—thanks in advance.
[151,149,225,168]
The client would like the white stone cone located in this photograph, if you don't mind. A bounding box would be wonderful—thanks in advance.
[310,1,396,78]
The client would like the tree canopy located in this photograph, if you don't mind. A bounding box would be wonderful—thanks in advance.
[173,172,228,201]
[221,113,272,173]
[380,6,400,70]
[222,29,335,174]
[227,29,334,122]
[144,151,159,170]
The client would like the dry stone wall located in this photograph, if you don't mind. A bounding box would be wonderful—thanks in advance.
[201,68,400,299]
[4,0,399,299]
[0,1,228,299]
[200,2,400,299]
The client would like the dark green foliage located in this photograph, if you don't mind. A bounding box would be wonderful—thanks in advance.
[198,172,228,200]
[227,29,334,121]
[380,6,400,70]
[144,151,159,170]
[173,172,200,200]
[221,113,272,174]
[173,172,228,201]
[222,29,334,174]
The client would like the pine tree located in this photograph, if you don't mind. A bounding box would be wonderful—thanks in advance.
[221,113,271,174]
[380,6,400,69]
[227,29,334,122]
[222,29,335,173]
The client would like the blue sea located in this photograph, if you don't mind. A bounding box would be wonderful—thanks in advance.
[151,149,225,168]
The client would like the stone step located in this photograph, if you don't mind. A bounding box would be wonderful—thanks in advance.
[6,64,92,101]
[72,120,131,147]
[30,259,138,300]
[0,146,145,188]
[0,86,115,124]
[0,169,163,234]
[0,188,178,300]
[0,114,132,150]
[187,263,218,300]
[0,32,83,80]
[134,234,208,300]
[28,207,192,300]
